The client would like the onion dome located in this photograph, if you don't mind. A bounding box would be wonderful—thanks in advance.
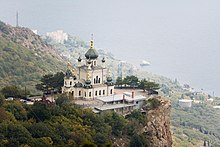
[65,69,72,78]
[107,77,112,82]
[102,57,105,63]
[106,69,113,86]
[74,82,83,88]
[84,79,92,88]
[85,37,99,59]
[85,79,91,85]
[85,49,99,59]
[78,56,82,62]
[84,72,92,88]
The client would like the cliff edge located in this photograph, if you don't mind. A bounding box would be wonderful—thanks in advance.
[142,96,172,147]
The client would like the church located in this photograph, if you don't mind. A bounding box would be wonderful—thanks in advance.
[62,37,114,99]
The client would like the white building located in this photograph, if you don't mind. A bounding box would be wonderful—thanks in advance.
[179,99,193,108]
[95,92,146,114]
[46,30,68,44]
[62,38,114,100]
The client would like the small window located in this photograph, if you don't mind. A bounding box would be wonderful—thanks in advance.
[103,90,105,95]
[98,78,100,83]
[95,91,97,96]
[79,91,81,96]
[94,78,96,84]
[94,61,96,66]
[70,81,72,85]
[110,89,113,94]
[65,81,67,85]
[85,92,86,97]
[99,90,101,95]
[89,92,91,97]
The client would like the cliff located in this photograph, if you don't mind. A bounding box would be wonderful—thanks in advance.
[113,96,172,147]
[142,96,172,147]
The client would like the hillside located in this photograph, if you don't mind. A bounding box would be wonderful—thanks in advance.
[0,21,66,93]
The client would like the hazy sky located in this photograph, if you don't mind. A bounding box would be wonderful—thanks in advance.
[0,0,220,96]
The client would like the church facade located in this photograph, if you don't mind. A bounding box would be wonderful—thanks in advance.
[62,38,114,100]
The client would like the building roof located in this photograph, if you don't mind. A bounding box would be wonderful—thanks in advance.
[95,103,135,111]
[97,94,146,103]
[125,95,147,102]
[85,48,99,59]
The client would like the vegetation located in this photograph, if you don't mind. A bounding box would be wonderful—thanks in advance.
[138,79,160,92]
[115,76,160,92]
[0,21,66,94]
[1,85,30,98]
[35,72,64,94]
[0,89,150,146]
[147,98,161,109]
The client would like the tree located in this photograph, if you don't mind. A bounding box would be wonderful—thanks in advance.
[130,134,148,147]
[138,80,160,92]
[1,85,30,98]
[115,77,123,88]
[36,72,64,94]
[0,122,32,145]
[147,98,161,109]
[36,74,53,94]
[55,93,69,107]
[123,76,139,88]
[4,101,27,120]
[28,102,52,121]
[51,72,65,92]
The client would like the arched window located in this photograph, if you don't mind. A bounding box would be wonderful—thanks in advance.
[89,92,91,97]
[99,90,101,95]
[110,89,113,94]
[94,78,96,84]
[98,78,100,83]
[103,90,105,95]
[70,81,72,85]
[96,76,98,83]
[79,91,81,96]
[95,91,97,96]
[85,92,86,97]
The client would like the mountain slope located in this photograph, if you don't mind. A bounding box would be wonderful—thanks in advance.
[0,21,66,93]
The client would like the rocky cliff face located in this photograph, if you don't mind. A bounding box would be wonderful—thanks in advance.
[142,96,172,147]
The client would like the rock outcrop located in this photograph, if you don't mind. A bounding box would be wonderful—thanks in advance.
[142,96,172,147]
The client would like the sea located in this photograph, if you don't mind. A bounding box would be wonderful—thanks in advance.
[0,0,220,96]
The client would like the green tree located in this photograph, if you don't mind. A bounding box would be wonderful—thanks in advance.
[36,74,53,94]
[1,85,29,98]
[4,101,27,120]
[122,76,139,88]
[147,98,161,109]
[36,72,64,94]
[51,72,65,92]
[115,77,123,88]
[130,134,148,147]
[138,80,160,92]
[28,102,52,121]
[0,122,32,146]
[55,93,69,107]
